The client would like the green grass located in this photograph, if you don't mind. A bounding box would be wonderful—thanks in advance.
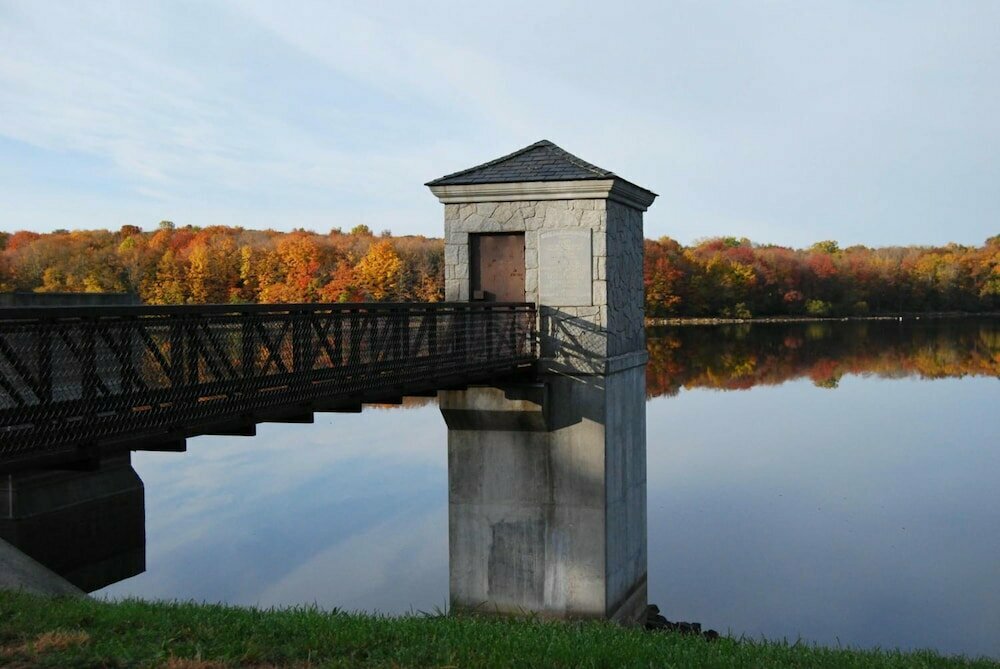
[0,591,996,668]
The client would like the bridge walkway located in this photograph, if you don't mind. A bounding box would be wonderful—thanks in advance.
[0,302,536,471]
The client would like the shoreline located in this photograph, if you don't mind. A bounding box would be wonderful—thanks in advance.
[647,311,1000,327]
[1,591,995,668]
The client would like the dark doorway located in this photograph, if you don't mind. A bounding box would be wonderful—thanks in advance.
[470,233,525,302]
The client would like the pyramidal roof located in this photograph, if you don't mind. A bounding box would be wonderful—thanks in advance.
[427,140,632,187]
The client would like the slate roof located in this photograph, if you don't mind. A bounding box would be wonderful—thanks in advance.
[426,140,627,187]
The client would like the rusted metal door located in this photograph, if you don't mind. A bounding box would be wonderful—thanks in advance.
[470,233,525,302]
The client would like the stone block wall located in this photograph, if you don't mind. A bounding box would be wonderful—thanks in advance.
[444,200,606,304]
[605,201,646,358]
[444,197,645,371]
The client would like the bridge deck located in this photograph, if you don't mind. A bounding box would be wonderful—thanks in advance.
[0,302,536,471]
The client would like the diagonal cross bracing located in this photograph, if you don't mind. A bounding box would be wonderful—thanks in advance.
[0,302,536,469]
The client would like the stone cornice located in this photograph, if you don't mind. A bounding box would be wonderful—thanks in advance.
[428,178,657,211]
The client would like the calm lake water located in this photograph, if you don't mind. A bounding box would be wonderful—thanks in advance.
[90,318,998,658]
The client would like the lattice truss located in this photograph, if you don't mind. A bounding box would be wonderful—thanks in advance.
[0,303,536,456]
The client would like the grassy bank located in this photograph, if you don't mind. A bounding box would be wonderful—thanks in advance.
[1,592,996,668]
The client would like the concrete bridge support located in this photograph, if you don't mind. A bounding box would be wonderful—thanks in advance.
[428,140,656,622]
[0,454,144,592]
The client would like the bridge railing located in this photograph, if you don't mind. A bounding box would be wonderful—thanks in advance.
[0,302,536,457]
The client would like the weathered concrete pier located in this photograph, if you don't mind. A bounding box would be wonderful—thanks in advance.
[428,140,656,622]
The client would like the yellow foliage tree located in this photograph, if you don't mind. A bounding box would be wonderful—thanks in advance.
[413,272,443,302]
[37,267,66,293]
[146,249,187,304]
[354,240,402,301]
[186,244,212,304]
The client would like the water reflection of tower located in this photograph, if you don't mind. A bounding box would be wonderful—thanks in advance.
[0,454,145,591]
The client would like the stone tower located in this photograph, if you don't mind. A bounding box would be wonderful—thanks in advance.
[427,140,655,622]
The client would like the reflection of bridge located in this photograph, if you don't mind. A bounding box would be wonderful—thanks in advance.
[0,302,536,471]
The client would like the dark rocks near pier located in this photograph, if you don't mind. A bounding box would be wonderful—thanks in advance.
[644,604,719,641]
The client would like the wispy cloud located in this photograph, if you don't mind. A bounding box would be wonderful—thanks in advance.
[1,1,998,245]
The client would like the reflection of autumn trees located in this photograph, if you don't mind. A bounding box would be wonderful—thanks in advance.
[646,320,1000,397]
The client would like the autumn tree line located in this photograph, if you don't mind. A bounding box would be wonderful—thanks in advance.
[0,223,996,316]
[0,223,442,305]
[645,236,999,317]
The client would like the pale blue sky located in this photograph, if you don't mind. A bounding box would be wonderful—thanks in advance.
[1,1,998,247]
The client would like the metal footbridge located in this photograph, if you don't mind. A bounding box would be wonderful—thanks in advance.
[0,302,536,471]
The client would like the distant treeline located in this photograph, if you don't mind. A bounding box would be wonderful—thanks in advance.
[0,223,996,316]
[645,236,999,317]
[0,223,442,305]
